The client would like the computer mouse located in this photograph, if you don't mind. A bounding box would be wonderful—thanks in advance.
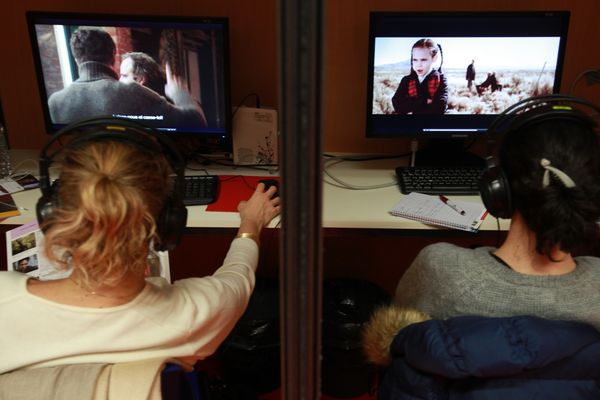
[258,179,280,197]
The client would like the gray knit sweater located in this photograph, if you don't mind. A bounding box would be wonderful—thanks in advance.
[394,243,600,330]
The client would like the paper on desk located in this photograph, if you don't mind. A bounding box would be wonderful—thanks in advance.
[389,192,489,232]
[0,178,24,195]
[0,175,40,195]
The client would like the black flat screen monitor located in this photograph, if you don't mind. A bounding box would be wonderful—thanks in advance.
[366,11,570,146]
[27,11,232,151]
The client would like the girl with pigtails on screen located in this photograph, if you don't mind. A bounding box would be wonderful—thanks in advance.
[391,38,448,115]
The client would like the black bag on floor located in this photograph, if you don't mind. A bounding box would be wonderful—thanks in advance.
[218,277,280,395]
[322,278,390,398]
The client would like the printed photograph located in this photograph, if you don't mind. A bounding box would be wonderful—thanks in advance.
[11,232,36,256]
[13,254,39,274]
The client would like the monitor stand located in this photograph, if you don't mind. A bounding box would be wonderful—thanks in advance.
[413,139,485,167]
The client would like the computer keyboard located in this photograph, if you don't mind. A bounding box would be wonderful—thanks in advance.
[183,175,220,205]
[395,166,484,195]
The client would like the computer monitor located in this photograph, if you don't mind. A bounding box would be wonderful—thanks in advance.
[366,11,570,165]
[27,11,232,152]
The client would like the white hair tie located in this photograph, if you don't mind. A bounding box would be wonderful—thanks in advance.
[540,158,576,188]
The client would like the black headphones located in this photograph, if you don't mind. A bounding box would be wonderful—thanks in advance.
[478,94,600,219]
[37,117,188,251]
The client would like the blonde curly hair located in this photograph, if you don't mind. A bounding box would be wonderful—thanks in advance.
[42,140,172,288]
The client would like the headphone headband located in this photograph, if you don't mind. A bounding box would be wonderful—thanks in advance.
[486,94,600,146]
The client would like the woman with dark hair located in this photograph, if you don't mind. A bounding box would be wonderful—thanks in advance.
[362,102,600,399]
[394,109,600,329]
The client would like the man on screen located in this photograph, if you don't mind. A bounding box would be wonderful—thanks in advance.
[466,60,476,91]
[119,51,167,97]
[476,72,502,95]
[48,27,207,128]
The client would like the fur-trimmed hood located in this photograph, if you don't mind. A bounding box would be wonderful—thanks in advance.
[363,311,600,400]
[361,305,430,367]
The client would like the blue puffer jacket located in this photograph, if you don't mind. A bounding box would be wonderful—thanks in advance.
[363,309,600,399]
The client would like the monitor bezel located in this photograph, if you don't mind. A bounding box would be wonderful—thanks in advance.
[26,11,233,152]
[365,11,571,139]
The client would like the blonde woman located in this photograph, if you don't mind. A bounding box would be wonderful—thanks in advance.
[0,137,280,374]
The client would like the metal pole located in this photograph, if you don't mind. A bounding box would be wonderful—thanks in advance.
[278,0,323,398]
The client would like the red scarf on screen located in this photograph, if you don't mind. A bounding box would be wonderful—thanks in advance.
[407,70,440,99]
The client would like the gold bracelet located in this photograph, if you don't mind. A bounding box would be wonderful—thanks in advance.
[236,232,260,246]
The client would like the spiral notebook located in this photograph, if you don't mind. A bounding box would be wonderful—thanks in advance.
[389,192,489,232]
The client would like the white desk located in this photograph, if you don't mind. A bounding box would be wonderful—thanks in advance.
[3,151,510,287]
[4,150,509,232]
[3,150,279,228]
[322,156,510,231]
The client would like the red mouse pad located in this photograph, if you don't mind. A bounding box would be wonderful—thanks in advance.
[206,175,279,212]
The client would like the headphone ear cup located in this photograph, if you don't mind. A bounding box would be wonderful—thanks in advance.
[478,161,513,219]
[154,197,188,252]
[35,179,60,230]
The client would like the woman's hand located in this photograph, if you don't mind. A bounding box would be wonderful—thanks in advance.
[237,183,281,237]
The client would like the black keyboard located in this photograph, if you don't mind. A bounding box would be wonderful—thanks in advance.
[396,166,484,195]
[183,175,220,205]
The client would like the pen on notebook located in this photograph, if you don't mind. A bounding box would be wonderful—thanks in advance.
[439,195,466,216]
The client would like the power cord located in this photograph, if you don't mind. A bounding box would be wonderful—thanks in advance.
[8,158,40,182]
[568,69,600,95]
[410,139,418,167]
[231,92,261,121]
[322,153,410,190]
[0,201,28,211]
[187,152,279,174]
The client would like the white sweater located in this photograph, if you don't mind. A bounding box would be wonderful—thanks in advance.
[0,237,258,374]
